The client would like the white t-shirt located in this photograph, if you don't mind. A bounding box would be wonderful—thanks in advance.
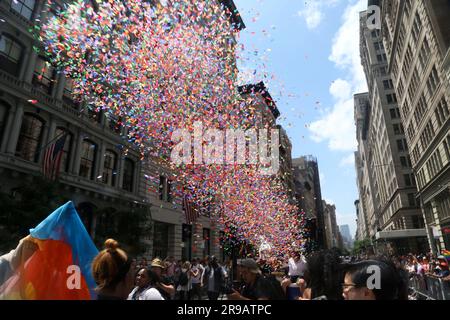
[288,257,307,277]
[127,286,165,300]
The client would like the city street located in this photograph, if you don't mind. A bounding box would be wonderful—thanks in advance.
[0,0,449,303]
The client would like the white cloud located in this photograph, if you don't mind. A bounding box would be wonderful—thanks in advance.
[339,153,355,167]
[308,0,367,152]
[329,78,352,101]
[297,0,340,30]
[309,97,356,151]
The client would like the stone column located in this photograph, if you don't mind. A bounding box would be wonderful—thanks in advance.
[117,156,125,190]
[6,103,24,155]
[37,116,56,164]
[431,200,445,251]
[95,141,105,183]
[0,106,15,153]
[134,159,142,194]
[171,223,182,261]
[71,131,84,175]
[54,72,66,101]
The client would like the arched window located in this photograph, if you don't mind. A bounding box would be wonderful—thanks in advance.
[10,0,36,20]
[15,113,44,162]
[102,150,117,186]
[122,158,134,192]
[33,56,55,94]
[0,102,10,143]
[55,127,72,173]
[79,140,97,179]
[0,34,23,76]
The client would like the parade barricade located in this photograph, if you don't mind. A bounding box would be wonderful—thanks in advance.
[409,274,450,300]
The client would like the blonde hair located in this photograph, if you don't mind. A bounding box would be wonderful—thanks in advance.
[92,239,129,290]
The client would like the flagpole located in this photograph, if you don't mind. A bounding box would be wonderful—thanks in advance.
[34,131,68,157]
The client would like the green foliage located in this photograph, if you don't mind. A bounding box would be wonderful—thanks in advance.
[0,176,68,253]
[352,238,372,255]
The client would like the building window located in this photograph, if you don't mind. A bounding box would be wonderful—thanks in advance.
[404,174,412,187]
[79,140,97,180]
[102,150,117,187]
[10,0,36,20]
[33,56,55,94]
[55,127,72,173]
[0,34,23,76]
[411,215,424,229]
[387,93,397,104]
[203,228,210,257]
[181,224,192,261]
[0,102,9,142]
[407,193,417,207]
[15,113,44,162]
[159,175,172,202]
[397,139,406,152]
[123,158,134,192]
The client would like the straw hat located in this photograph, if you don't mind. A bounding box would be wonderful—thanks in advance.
[151,258,166,269]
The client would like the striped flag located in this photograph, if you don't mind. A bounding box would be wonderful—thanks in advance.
[183,195,199,225]
[42,134,67,181]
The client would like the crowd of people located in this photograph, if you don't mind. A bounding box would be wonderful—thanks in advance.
[2,236,448,300]
[92,238,444,301]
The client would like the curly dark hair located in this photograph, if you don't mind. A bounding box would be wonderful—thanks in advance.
[304,248,344,300]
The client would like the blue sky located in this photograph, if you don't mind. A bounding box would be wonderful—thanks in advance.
[234,0,369,237]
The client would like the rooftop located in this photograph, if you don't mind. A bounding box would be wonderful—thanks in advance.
[238,81,280,119]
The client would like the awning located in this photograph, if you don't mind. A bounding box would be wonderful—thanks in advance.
[375,229,427,240]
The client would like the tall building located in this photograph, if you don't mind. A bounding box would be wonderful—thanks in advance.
[0,0,245,260]
[292,156,326,249]
[354,93,376,241]
[381,0,450,254]
[355,199,369,241]
[238,82,295,200]
[356,7,428,255]
[339,224,353,247]
[323,201,343,250]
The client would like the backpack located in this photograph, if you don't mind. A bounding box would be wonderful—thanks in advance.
[179,272,188,286]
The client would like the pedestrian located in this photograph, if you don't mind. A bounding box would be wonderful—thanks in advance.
[164,256,176,281]
[227,258,285,300]
[150,257,176,300]
[176,261,191,300]
[288,251,307,283]
[91,239,135,300]
[0,236,37,288]
[342,258,408,300]
[203,256,225,300]
[299,249,344,300]
[190,259,203,300]
[127,268,164,300]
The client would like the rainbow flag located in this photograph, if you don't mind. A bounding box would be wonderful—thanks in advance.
[443,250,450,262]
[0,201,98,300]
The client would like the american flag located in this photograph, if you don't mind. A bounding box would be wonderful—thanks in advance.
[42,134,67,181]
[183,195,199,225]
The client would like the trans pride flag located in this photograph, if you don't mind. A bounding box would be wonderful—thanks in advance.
[0,202,98,299]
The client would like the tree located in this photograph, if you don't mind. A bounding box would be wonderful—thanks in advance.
[352,239,373,255]
[94,206,153,257]
[0,176,68,254]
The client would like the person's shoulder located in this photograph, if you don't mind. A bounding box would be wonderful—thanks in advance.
[144,287,165,300]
